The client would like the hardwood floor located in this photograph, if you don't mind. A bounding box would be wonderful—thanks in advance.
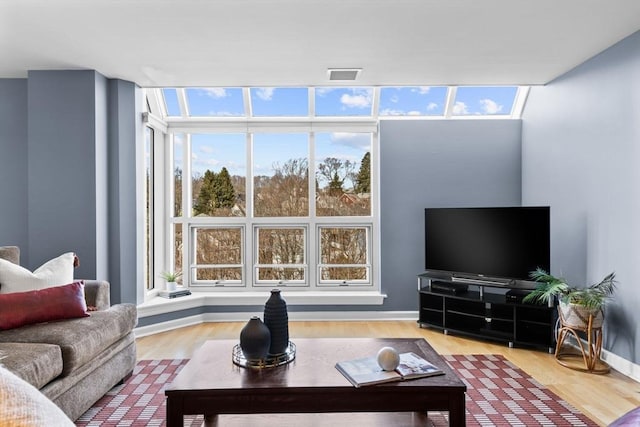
[136,320,640,426]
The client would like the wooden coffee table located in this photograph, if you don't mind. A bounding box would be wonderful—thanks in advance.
[165,338,466,426]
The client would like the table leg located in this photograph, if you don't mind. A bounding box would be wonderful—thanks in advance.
[204,414,219,426]
[165,397,184,427]
[448,393,466,427]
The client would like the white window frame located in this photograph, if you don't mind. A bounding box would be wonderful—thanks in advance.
[254,224,308,287]
[158,122,379,294]
[317,225,372,287]
[190,225,245,287]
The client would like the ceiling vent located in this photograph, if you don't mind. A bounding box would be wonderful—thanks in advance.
[327,68,361,81]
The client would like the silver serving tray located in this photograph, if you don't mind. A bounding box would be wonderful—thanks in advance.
[232,341,296,369]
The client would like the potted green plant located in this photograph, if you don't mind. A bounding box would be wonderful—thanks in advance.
[159,270,182,291]
[523,268,616,329]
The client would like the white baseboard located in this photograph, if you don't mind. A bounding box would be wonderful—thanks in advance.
[134,311,419,338]
[601,347,640,382]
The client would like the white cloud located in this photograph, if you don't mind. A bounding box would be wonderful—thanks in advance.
[407,110,422,116]
[330,132,370,150]
[426,102,438,111]
[379,108,404,116]
[256,88,275,101]
[479,98,503,114]
[340,92,372,109]
[390,95,399,104]
[202,88,227,98]
[331,132,359,141]
[210,111,239,117]
[315,87,336,97]
[452,101,469,115]
[416,86,431,94]
[199,145,214,154]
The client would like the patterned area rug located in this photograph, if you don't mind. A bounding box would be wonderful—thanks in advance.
[76,354,597,426]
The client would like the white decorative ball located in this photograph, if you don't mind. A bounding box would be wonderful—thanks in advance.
[377,346,400,371]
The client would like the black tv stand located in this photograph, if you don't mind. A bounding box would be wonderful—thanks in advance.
[418,272,557,353]
[430,280,469,294]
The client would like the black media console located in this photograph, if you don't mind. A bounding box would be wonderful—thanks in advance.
[417,272,557,353]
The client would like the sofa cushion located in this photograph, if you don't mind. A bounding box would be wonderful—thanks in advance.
[0,246,19,265]
[0,304,137,376]
[0,282,89,330]
[0,364,74,427]
[0,252,75,294]
[0,342,63,389]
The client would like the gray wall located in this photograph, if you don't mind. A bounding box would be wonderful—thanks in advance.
[108,79,143,304]
[379,120,523,311]
[0,71,140,305]
[26,70,107,278]
[522,31,640,362]
[0,79,28,256]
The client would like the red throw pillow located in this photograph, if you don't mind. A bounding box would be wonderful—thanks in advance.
[0,281,89,330]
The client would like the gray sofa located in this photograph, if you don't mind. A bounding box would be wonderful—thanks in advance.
[0,248,137,421]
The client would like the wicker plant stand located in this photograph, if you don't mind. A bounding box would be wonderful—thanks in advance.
[554,303,609,374]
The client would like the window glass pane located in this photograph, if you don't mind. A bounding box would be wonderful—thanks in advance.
[162,88,181,116]
[185,87,245,116]
[250,87,308,116]
[316,132,371,216]
[315,87,373,116]
[191,133,246,217]
[452,86,518,116]
[193,227,243,283]
[253,133,309,217]
[379,86,447,116]
[256,227,305,282]
[173,223,183,283]
[319,227,369,282]
[173,134,184,217]
[144,127,153,290]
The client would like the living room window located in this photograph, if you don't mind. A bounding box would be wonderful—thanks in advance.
[163,126,376,292]
[318,226,370,286]
[255,226,307,286]
[192,226,244,286]
[143,85,528,299]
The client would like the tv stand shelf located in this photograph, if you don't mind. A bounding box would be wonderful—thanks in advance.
[417,273,557,352]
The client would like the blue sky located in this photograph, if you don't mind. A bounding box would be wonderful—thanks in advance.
[166,86,517,179]
[182,132,370,180]
[162,86,518,118]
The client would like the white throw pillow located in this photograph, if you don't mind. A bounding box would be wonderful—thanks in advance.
[0,365,75,426]
[0,252,75,294]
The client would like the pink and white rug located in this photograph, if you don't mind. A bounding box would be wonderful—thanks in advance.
[76,354,597,426]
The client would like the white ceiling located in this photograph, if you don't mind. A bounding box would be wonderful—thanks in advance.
[1,0,639,88]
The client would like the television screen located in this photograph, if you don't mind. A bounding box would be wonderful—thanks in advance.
[424,207,550,282]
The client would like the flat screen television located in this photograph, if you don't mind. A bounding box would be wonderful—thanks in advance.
[424,206,550,284]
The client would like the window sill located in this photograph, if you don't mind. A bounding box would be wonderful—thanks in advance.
[137,290,387,319]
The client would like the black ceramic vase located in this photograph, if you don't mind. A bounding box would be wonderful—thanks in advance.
[263,289,289,355]
[239,316,271,360]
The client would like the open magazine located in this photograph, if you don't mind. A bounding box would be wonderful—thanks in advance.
[335,351,444,387]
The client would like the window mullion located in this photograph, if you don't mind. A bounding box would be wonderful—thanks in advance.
[246,133,254,288]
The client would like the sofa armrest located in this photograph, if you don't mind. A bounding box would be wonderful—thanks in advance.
[82,280,111,311]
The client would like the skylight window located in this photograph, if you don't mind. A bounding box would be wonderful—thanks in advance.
[185,87,244,117]
[452,86,518,116]
[315,87,374,117]
[162,88,181,117]
[379,86,448,116]
[147,85,528,120]
[250,87,308,116]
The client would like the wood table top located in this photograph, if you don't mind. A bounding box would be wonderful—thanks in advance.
[166,337,465,392]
